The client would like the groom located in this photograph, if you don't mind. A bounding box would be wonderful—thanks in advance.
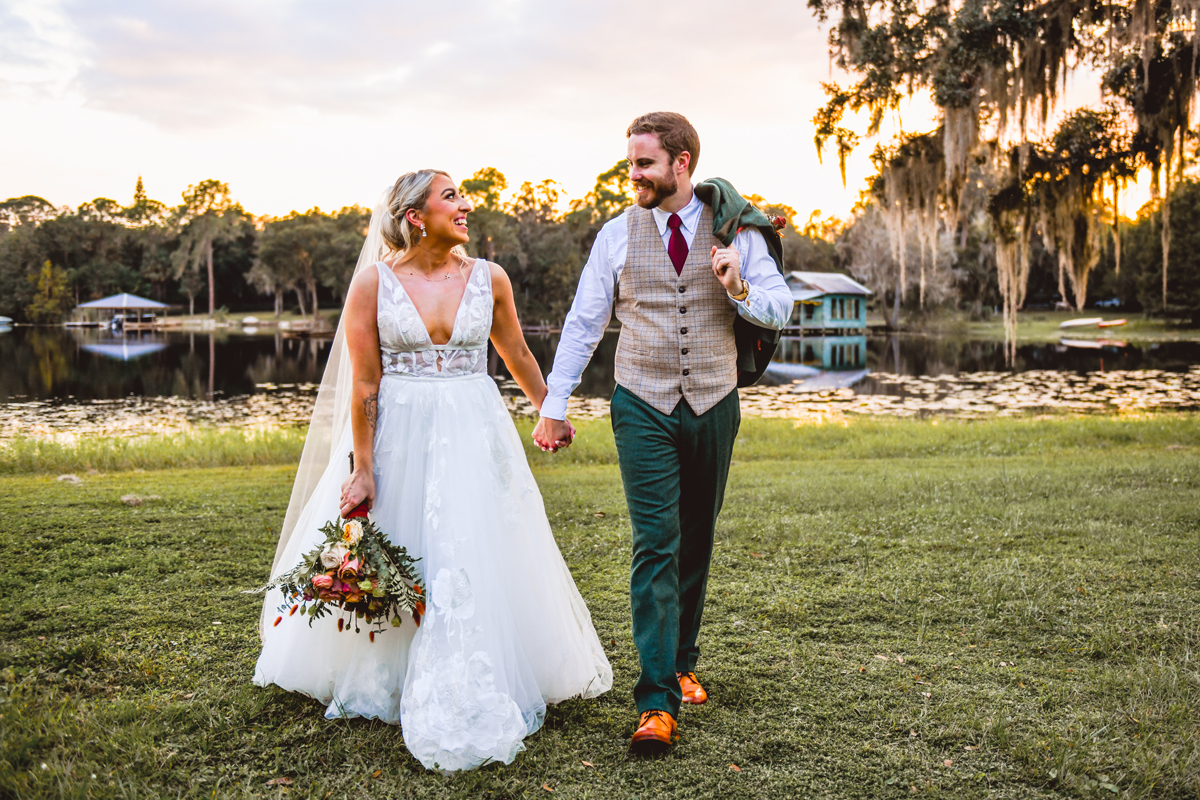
[533,112,793,753]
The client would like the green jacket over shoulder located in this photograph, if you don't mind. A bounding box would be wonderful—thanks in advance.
[694,177,784,387]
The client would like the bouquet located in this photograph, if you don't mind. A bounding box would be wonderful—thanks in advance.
[257,500,425,641]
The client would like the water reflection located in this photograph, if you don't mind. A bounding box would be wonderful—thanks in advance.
[854,334,1200,396]
[1,326,1198,405]
[502,332,1200,398]
[3,327,1199,439]
[0,327,331,402]
[80,341,168,361]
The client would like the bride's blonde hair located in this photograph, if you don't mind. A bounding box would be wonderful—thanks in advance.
[381,169,469,260]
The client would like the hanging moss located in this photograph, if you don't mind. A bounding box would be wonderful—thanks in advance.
[812,0,1200,354]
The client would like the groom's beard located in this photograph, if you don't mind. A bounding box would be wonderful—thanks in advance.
[634,173,678,209]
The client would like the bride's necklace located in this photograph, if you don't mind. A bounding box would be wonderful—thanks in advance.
[402,254,468,283]
[407,269,457,282]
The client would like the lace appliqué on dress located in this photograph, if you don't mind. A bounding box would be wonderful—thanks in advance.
[376,260,492,379]
[400,568,529,773]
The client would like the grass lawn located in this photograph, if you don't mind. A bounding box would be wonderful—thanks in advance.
[1,415,1198,799]
[867,310,1200,343]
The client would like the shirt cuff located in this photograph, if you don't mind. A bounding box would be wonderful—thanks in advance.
[734,282,787,329]
[539,395,569,421]
[730,281,754,307]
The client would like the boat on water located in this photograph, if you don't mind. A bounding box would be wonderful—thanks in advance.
[1059,317,1104,329]
[1059,317,1128,329]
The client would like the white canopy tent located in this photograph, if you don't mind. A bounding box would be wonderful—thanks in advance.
[75,293,172,327]
[77,293,171,311]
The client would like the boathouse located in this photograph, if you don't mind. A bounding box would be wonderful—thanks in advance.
[784,271,872,333]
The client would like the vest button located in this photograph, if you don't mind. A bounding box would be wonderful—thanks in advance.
[679,307,686,314]
[678,286,686,293]
[680,327,688,334]
[681,348,688,355]
[682,369,690,376]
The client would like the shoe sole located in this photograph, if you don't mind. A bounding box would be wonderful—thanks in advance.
[629,735,674,756]
[681,695,707,705]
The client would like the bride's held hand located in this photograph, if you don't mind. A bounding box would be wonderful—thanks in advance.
[532,417,575,453]
[339,470,376,517]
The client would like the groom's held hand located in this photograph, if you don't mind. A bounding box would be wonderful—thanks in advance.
[710,244,744,295]
[533,416,575,453]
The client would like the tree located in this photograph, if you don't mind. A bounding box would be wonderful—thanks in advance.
[36,207,135,304]
[1126,179,1200,322]
[124,177,168,228]
[173,180,240,317]
[0,212,49,319]
[837,201,961,328]
[314,206,370,303]
[0,196,58,233]
[461,168,523,266]
[810,0,1200,352]
[743,194,843,273]
[574,159,637,224]
[254,209,362,325]
[510,179,584,323]
[25,260,71,322]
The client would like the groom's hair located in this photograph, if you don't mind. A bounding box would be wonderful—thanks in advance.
[627,112,700,176]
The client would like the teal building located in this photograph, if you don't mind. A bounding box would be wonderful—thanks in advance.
[775,335,867,371]
[784,271,872,333]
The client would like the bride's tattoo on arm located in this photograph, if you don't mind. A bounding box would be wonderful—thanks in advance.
[363,392,379,429]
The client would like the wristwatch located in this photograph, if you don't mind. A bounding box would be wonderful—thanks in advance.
[728,279,749,302]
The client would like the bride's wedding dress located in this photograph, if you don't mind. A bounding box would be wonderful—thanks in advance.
[254,258,612,772]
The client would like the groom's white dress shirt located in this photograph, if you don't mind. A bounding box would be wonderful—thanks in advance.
[540,191,794,421]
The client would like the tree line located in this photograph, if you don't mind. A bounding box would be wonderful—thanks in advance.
[0,177,368,324]
[0,164,834,327]
[4,163,1193,329]
[839,181,1200,329]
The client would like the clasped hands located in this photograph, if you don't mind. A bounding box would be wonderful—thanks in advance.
[531,417,576,453]
[533,246,742,455]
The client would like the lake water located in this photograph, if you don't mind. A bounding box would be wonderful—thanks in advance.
[4,326,1200,402]
[1,326,1198,438]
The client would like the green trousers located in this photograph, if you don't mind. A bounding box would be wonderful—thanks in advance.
[610,385,740,716]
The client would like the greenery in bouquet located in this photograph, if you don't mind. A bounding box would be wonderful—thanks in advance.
[257,516,424,639]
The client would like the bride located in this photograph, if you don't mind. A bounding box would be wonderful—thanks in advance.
[253,169,612,772]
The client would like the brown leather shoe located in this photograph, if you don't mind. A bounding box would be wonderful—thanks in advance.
[677,671,708,705]
[630,709,677,754]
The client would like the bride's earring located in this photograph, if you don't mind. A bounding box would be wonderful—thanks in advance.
[420,223,427,238]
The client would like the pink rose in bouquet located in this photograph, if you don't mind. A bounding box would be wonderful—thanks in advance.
[338,554,362,580]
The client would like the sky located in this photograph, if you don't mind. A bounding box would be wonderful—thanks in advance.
[0,0,1148,221]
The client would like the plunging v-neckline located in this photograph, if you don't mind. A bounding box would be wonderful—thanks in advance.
[383,259,476,347]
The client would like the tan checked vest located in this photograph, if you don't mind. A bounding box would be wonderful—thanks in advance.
[613,203,738,416]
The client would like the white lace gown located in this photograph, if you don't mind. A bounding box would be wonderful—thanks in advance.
[254,259,612,772]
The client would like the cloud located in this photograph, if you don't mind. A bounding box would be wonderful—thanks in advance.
[0,0,87,99]
[54,0,827,130]
[1,0,876,218]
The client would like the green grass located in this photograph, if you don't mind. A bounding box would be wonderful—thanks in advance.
[5,414,1198,477]
[895,310,1200,343]
[2,416,1198,798]
[0,428,307,476]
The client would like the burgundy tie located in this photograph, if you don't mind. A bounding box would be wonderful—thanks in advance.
[667,213,687,275]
